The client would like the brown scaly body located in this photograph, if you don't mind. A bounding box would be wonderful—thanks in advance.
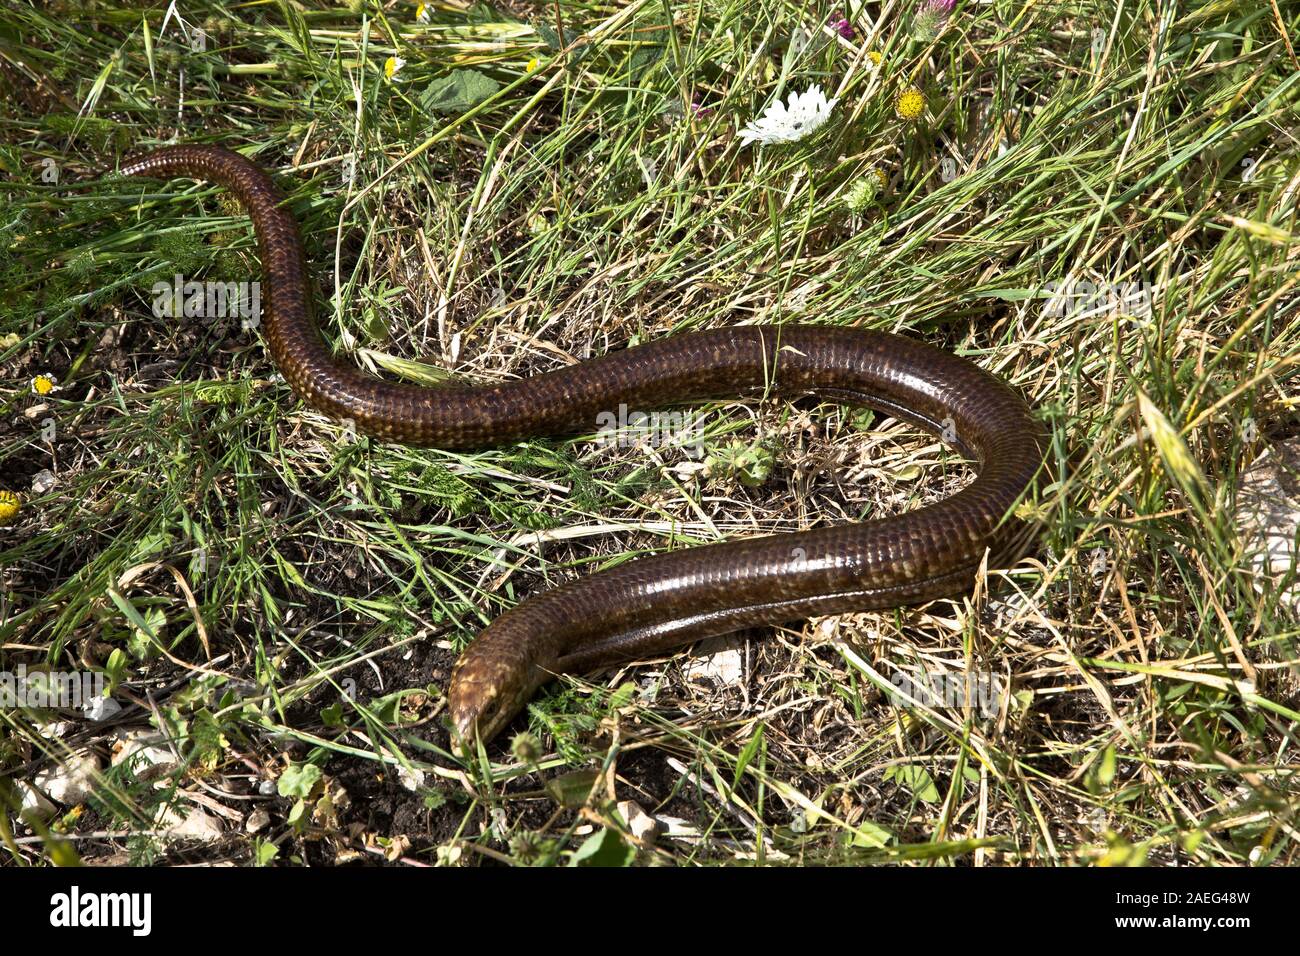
[119,145,1049,747]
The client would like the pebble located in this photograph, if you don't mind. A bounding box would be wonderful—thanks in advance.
[17,782,56,822]
[83,696,122,722]
[33,751,101,805]
[155,805,224,842]
[682,635,744,685]
[396,765,425,792]
[1235,438,1300,616]
[36,719,72,739]
[110,729,177,776]
[616,800,661,842]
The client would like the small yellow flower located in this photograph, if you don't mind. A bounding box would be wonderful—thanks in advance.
[895,86,926,122]
[867,50,883,70]
[415,3,431,24]
[0,490,20,526]
[872,167,889,190]
[31,372,59,396]
[384,56,406,81]
[525,56,540,73]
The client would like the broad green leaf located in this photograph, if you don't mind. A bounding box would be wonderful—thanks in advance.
[421,69,500,114]
[568,827,636,867]
[884,764,941,803]
[277,762,322,799]
[545,769,599,809]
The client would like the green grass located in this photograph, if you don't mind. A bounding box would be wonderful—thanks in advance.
[1,0,1298,866]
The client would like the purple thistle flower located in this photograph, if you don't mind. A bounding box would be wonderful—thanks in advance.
[831,15,855,40]
[690,93,714,117]
[913,0,955,41]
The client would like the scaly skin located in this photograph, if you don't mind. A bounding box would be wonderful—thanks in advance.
[119,144,1049,751]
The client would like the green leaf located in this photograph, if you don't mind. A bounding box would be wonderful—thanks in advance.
[277,762,322,800]
[129,529,172,562]
[368,692,403,725]
[568,827,636,867]
[253,838,280,866]
[362,349,458,386]
[535,22,563,51]
[106,588,166,660]
[843,820,894,848]
[104,648,128,694]
[190,708,230,769]
[151,705,188,744]
[607,682,636,711]
[367,689,426,726]
[545,769,599,809]
[320,701,346,728]
[733,724,765,788]
[22,815,82,867]
[1086,744,1117,795]
[421,69,500,114]
[534,22,590,63]
[1136,389,1211,512]
[628,45,663,76]
[884,765,940,803]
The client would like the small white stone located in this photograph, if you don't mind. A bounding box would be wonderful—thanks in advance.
[656,815,703,842]
[17,782,56,821]
[155,805,223,841]
[617,800,660,842]
[396,765,425,792]
[35,720,72,739]
[1080,806,1107,833]
[83,695,122,722]
[33,751,100,805]
[670,459,707,481]
[110,729,176,773]
[1235,438,1300,616]
[245,808,271,833]
[31,469,56,493]
[258,779,277,796]
[682,635,744,685]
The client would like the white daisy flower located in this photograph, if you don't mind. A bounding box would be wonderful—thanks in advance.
[384,56,407,81]
[738,84,839,147]
[30,371,60,396]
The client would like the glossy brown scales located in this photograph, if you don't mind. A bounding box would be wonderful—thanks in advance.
[119,145,1049,749]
